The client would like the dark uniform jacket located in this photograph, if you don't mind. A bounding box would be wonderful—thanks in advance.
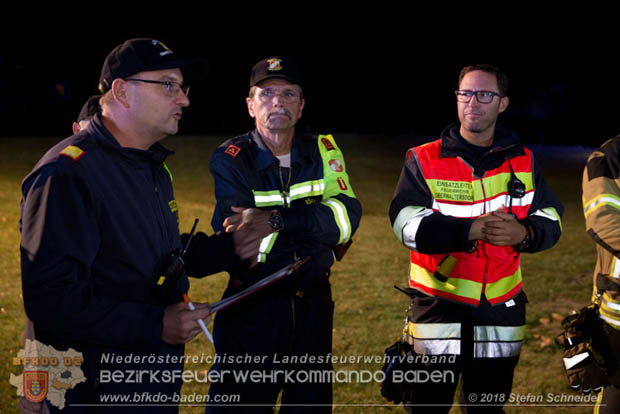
[20,114,189,408]
[208,129,362,291]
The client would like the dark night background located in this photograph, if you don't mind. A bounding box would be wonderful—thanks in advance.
[0,23,617,147]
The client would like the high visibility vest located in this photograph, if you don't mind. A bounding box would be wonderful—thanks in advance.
[409,140,535,306]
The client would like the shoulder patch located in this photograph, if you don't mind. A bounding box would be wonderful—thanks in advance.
[224,144,241,158]
[321,137,335,151]
[59,145,85,162]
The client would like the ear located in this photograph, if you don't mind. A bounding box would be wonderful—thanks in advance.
[111,79,131,108]
[72,122,81,134]
[246,96,256,119]
[498,96,509,114]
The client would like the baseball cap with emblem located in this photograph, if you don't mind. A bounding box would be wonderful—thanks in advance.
[249,56,303,88]
[98,38,206,93]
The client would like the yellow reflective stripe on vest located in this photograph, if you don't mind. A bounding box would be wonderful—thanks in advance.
[426,172,533,204]
[410,263,482,302]
[253,190,288,207]
[289,179,324,201]
[410,262,522,304]
[475,171,533,201]
[322,199,351,244]
[392,206,434,246]
[483,268,523,301]
[163,162,173,183]
[257,232,279,263]
[474,325,525,342]
[583,193,620,219]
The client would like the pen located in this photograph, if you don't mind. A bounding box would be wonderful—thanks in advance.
[183,294,214,344]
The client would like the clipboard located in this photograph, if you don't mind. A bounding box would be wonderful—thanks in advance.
[210,256,309,313]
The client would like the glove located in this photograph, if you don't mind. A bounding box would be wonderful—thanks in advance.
[381,340,415,405]
[561,342,608,394]
[556,306,609,394]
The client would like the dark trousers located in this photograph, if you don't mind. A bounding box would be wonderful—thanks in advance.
[404,291,527,414]
[206,286,334,414]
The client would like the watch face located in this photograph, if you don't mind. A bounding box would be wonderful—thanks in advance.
[269,213,282,230]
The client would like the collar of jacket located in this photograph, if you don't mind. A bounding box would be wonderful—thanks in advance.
[440,122,525,176]
[250,129,315,171]
[87,113,174,165]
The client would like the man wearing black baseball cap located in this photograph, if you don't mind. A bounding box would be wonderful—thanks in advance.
[19,38,258,413]
[199,56,362,412]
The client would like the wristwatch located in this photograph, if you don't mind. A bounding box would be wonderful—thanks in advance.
[269,210,284,231]
[515,224,533,251]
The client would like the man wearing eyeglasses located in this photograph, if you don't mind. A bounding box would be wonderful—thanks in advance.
[19,39,258,413]
[389,64,563,412]
[196,56,361,413]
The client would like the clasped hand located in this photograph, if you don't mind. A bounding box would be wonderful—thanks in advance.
[469,206,527,246]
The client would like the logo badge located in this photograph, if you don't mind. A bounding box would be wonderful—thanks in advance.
[321,138,335,151]
[267,58,283,71]
[225,145,241,157]
[152,39,173,56]
[24,371,48,403]
[329,159,343,172]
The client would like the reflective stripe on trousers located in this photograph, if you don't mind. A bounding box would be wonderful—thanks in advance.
[407,322,524,358]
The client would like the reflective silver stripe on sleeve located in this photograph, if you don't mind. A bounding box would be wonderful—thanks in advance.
[600,313,620,328]
[256,232,278,263]
[393,206,434,247]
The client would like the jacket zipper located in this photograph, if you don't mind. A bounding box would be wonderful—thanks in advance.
[153,167,171,253]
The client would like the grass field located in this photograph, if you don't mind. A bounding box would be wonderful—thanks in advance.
[0,134,600,413]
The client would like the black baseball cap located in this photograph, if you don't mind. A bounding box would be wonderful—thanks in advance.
[249,56,302,88]
[98,38,206,93]
[77,95,101,122]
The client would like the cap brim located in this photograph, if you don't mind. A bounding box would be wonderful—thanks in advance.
[129,58,208,82]
[251,74,301,87]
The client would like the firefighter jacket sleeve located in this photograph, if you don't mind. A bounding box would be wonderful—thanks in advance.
[389,155,476,254]
[583,138,620,329]
[21,164,166,352]
[583,139,620,260]
[522,158,564,253]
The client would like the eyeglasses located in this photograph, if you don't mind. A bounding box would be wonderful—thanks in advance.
[124,78,189,97]
[455,90,503,104]
[256,88,302,103]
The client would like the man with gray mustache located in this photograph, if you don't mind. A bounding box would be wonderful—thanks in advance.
[196,56,362,412]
